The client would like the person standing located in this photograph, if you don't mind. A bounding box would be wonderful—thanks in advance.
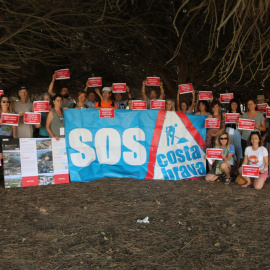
[13,86,34,138]
[94,87,118,109]
[46,94,65,140]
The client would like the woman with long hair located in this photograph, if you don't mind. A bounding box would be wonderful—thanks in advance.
[165,99,175,111]
[239,132,268,189]
[0,95,17,159]
[204,100,225,150]
[176,89,195,113]
[205,131,236,184]
[195,100,211,117]
[225,99,242,170]
[46,94,65,140]
[241,99,265,156]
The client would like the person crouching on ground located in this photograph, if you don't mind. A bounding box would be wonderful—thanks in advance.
[238,132,268,189]
[205,131,236,184]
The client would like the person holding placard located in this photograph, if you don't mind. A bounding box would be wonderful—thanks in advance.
[194,100,210,116]
[239,132,268,189]
[241,99,265,157]
[0,95,17,159]
[37,93,51,138]
[165,99,175,111]
[46,94,65,140]
[13,87,34,138]
[48,73,75,109]
[224,99,242,170]
[205,132,236,184]
[94,87,118,109]
[205,100,225,150]
[176,89,195,114]
[141,80,165,109]
[113,86,132,109]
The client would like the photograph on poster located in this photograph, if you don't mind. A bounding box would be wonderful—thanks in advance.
[4,175,22,188]
[38,174,55,185]
[2,139,20,151]
[3,151,21,175]
[37,150,53,174]
[36,139,52,150]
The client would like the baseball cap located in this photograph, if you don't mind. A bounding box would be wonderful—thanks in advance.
[18,86,27,91]
[102,87,111,92]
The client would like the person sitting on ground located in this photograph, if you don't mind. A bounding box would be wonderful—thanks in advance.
[141,80,165,109]
[113,86,132,109]
[94,87,118,109]
[165,99,175,111]
[48,73,75,109]
[205,131,236,184]
[238,132,268,189]
[13,86,34,138]
[176,89,195,113]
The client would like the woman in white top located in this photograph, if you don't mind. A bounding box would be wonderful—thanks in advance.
[239,132,268,189]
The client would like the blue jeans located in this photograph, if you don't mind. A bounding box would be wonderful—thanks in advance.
[226,127,243,159]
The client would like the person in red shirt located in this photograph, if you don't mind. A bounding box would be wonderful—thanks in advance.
[94,87,118,109]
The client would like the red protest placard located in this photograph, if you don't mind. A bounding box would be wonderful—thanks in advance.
[238,118,254,130]
[220,93,234,103]
[132,100,147,110]
[146,77,160,86]
[150,100,165,110]
[99,108,115,118]
[24,112,41,124]
[88,77,102,87]
[55,69,70,80]
[33,101,50,112]
[242,165,259,178]
[22,176,39,187]
[206,148,223,160]
[258,103,267,114]
[199,91,212,100]
[225,113,240,123]
[266,108,270,118]
[1,113,19,126]
[54,174,70,184]
[205,118,220,128]
[0,90,4,96]
[112,83,126,93]
[178,84,193,94]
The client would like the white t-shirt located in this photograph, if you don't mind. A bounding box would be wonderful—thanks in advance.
[244,146,268,170]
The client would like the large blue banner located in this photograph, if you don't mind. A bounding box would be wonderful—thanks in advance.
[64,109,207,181]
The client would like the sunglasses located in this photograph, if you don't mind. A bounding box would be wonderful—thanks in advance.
[220,137,228,140]
[1,100,10,103]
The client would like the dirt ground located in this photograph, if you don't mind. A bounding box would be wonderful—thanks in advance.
[0,177,270,270]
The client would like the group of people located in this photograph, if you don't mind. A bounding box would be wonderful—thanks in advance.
[0,74,269,189]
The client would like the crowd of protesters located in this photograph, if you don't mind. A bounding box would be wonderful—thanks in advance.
[0,73,269,189]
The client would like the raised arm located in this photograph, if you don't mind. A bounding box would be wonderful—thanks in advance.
[159,81,165,100]
[176,91,180,111]
[141,80,147,101]
[48,73,56,96]
[84,79,89,92]
[126,86,132,99]
[95,88,103,100]
[189,89,195,112]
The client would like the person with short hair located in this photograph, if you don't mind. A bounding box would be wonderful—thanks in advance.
[13,86,34,138]
[48,73,75,108]
[176,89,195,113]
[238,132,268,189]
[205,131,236,184]
[46,94,65,140]
[141,80,165,109]
[195,100,210,116]
[94,87,118,109]
[113,86,132,109]
[0,95,17,159]
[75,91,88,109]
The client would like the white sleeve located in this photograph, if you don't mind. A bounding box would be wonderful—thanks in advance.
[261,146,268,157]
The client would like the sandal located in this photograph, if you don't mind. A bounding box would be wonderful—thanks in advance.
[224,177,232,185]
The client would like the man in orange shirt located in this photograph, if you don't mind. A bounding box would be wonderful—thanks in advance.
[94,87,118,109]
